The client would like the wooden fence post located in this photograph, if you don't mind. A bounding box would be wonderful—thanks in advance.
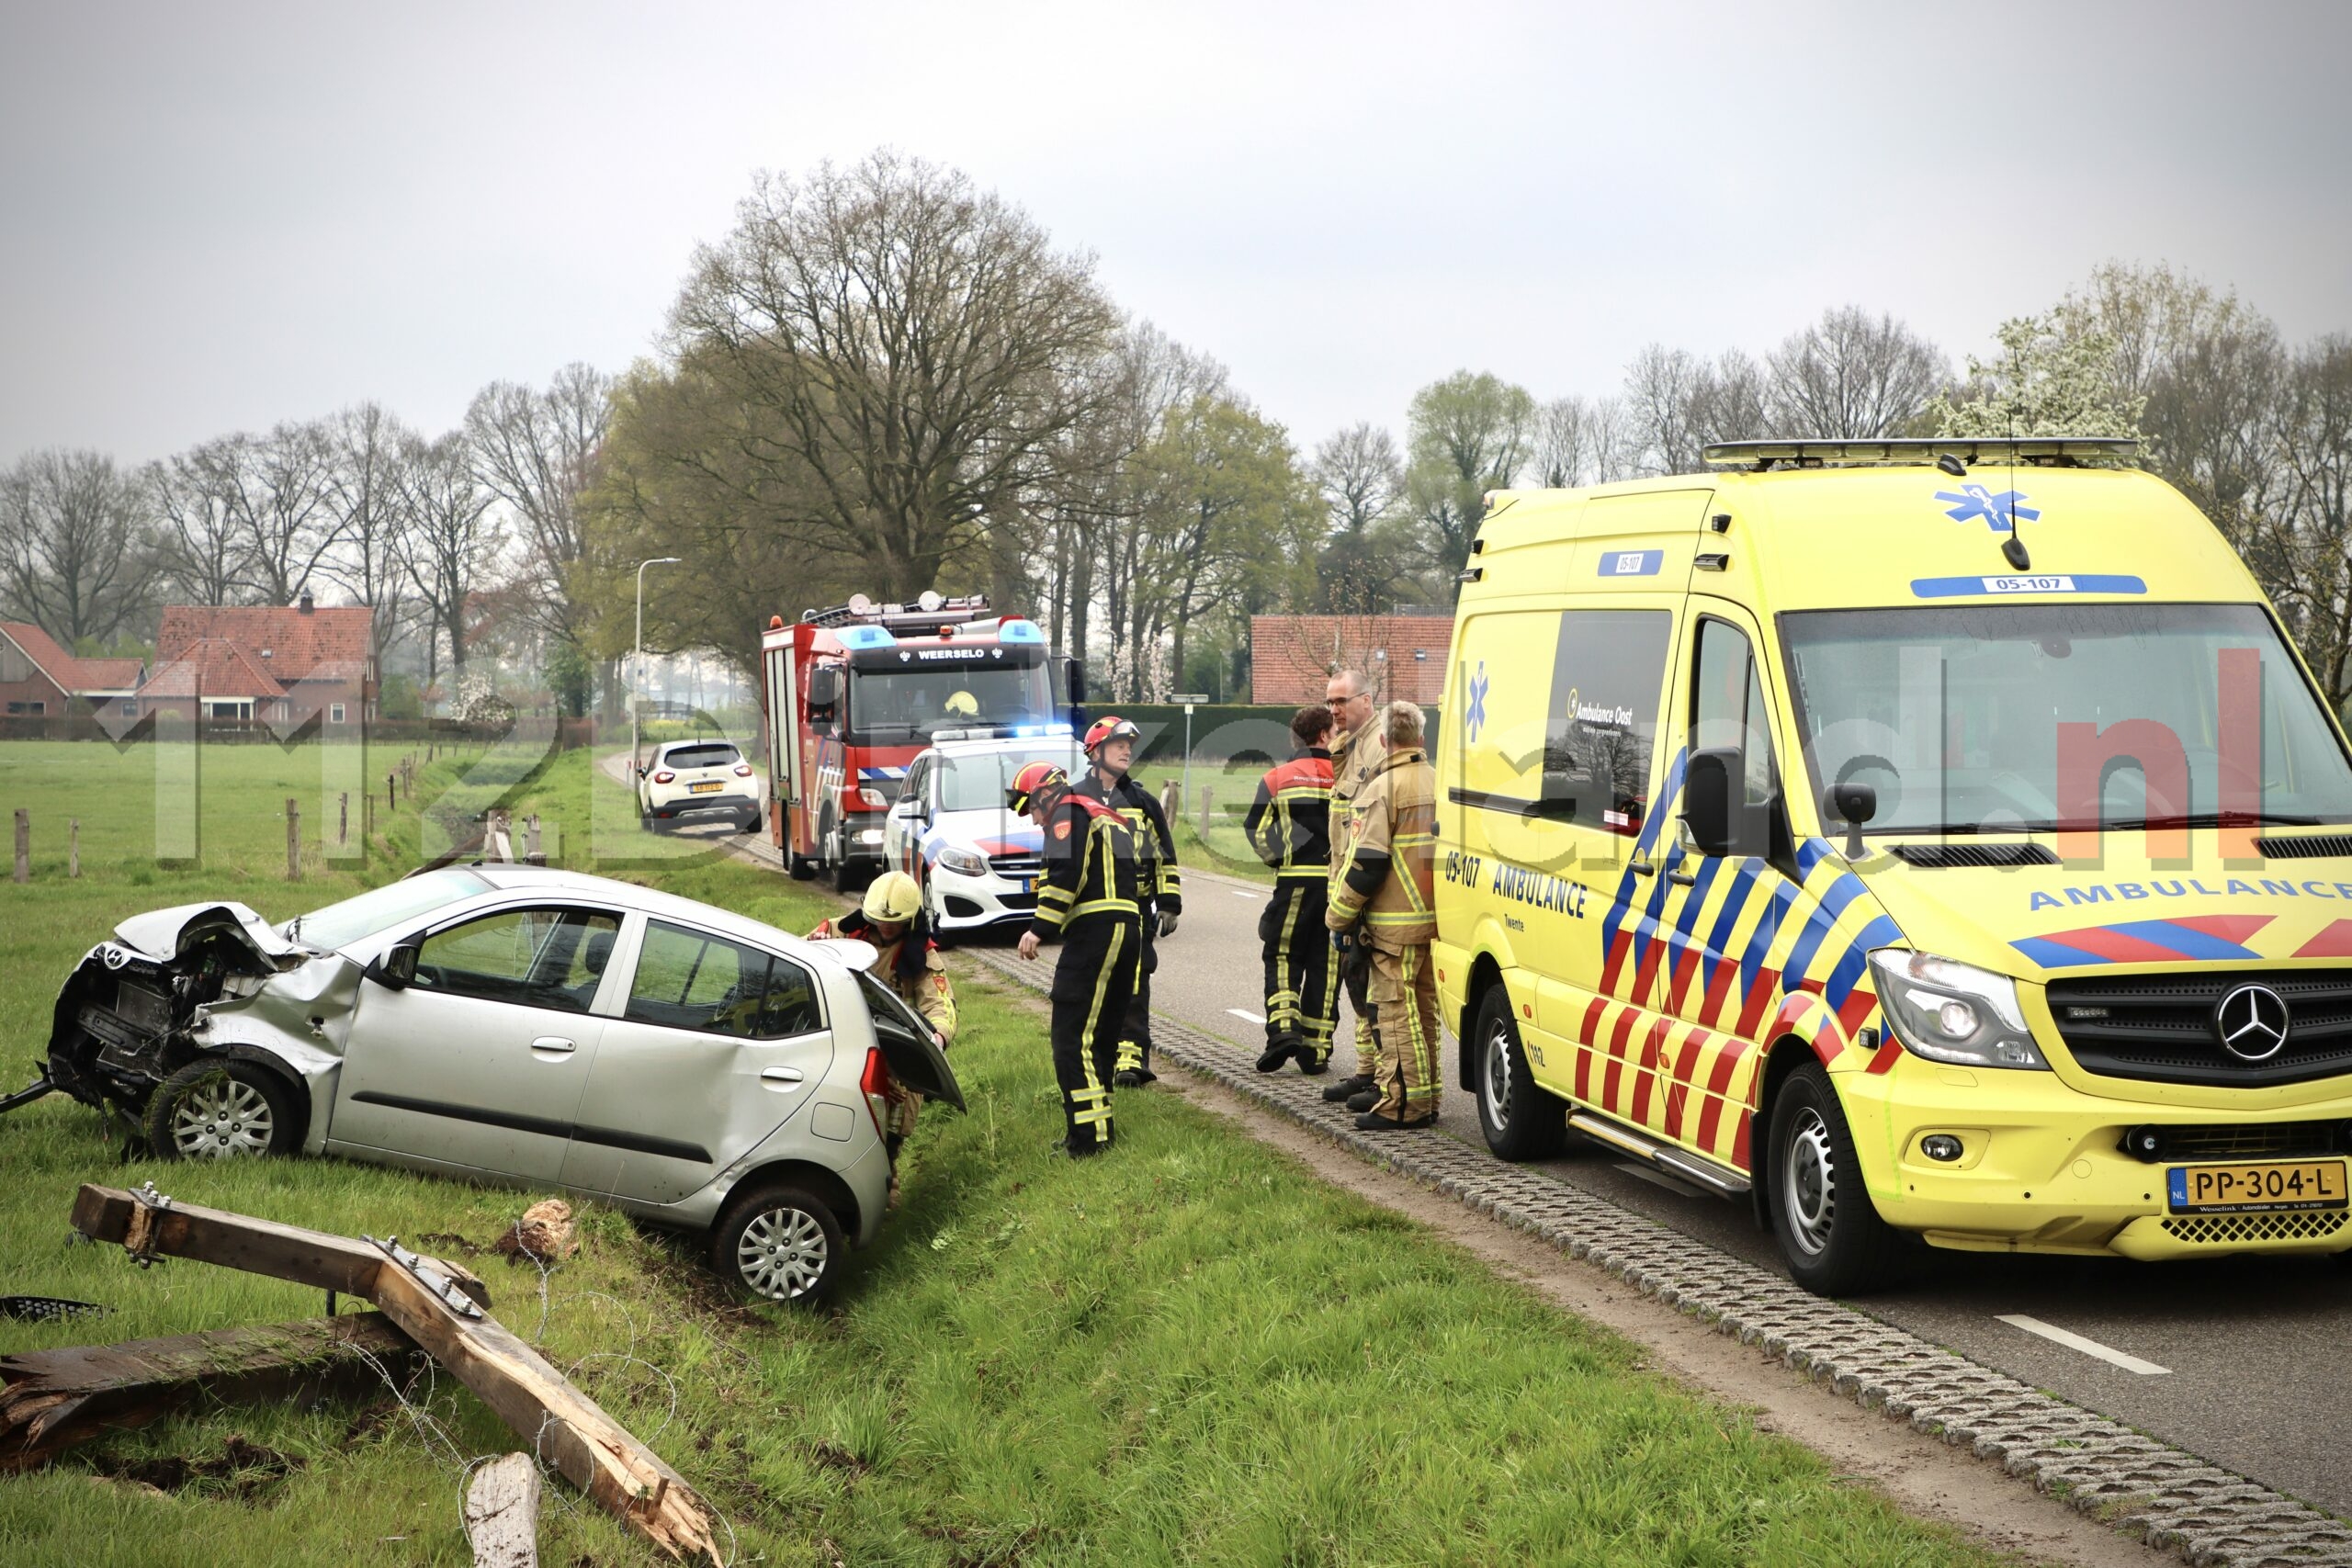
[12,809,27,884]
[388,772,397,810]
[285,797,300,881]
[339,792,349,845]
[524,815,542,865]
[1159,780,1181,830]
[69,818,79,879]
[1198,784,1213,839]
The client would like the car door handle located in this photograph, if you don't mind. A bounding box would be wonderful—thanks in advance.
[1629,861,1657,878]
[529,1036,576,1055]
[1667,870,1697,886]
[760,1066,805,1089]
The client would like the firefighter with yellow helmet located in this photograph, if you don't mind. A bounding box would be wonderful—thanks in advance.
[1012,761,1142,1156]
[808,870,957,1187]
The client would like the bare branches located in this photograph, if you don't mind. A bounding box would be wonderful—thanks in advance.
[1765,308,1950,439]
[0,450,158,647]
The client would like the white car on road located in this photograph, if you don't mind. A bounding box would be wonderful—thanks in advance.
[637,739,763,833]
[882,732,1086,936]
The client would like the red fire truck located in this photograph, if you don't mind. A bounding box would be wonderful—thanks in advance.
[759,592,1078,889]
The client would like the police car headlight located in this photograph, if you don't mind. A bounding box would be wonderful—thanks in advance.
[1866,950,2048,1070]
[935,847,988,877]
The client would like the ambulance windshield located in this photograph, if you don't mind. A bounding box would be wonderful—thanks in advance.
[1780,603,2352,835]
[846,660,1054,741]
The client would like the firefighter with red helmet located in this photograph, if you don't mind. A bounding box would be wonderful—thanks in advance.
[1076,715,1181,1087]
[1012,761,1142,1156]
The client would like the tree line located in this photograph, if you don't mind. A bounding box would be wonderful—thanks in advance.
[6,151,2347,716]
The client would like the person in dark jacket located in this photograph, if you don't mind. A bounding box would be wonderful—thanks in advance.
[1074,715,1182,1088]
[1243,705,1336,1074]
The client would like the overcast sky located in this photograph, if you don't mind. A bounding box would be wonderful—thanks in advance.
[4,0,2347,468]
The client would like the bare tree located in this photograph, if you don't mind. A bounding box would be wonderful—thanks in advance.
[466,362,612,644]
[237,420,344,605]
[1766,307,1950,437]
[395,431,500,685]
[1531,397,1600,488]
[151,436,259,605]
[321,402,416,665]
[668,152,1120,603]
[1312,422,1403,533]
[0,449,159,645]
[1623,345,1704,476]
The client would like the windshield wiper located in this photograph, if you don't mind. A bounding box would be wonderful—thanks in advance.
[2101,812,2326,831]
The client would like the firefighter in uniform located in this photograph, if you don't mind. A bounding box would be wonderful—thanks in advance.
[1327,701,1440,1130]
[807,869,957,1201]
[1075,716,1181,1088]
[1243,704,1336,1074]
[1012,762,1141,1156]
[1318,667,1388,1105]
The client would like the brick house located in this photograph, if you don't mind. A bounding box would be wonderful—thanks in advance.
[138,592,376,728]
[0,622,144,716]
[1250,614,1454,706]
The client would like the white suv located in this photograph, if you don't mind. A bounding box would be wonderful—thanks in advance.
[882,733,1085,935]
[638,739,763,833]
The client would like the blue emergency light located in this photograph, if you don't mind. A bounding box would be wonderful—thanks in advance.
[997,618,1045,645]
[838,625,898,650]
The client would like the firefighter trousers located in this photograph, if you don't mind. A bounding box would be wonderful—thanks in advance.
[1114,898,1157,1074]
[1052,914,1138,1153]
[1367,942,1440,1121]
[1260,876,1338,1066]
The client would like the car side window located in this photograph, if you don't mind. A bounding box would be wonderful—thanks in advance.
[1690,617,1790,861]
[413,906,621,1014]
[624,919,820,1039]
[1540,609,1673,836]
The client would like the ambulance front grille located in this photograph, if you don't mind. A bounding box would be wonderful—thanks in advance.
[2158,1210,2347,1247]
[2046,971,2352,1089]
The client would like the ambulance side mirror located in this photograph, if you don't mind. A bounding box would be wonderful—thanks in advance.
[1681,749,1738,857]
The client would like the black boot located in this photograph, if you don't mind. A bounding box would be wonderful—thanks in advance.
[1354,1109,1438,1131]
[1255,1036,1299,1073]
[1295,1053,1329,1077]
[1344,1089,1380,1114]
[1321,1074,1374,1103]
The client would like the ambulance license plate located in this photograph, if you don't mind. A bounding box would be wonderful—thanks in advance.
[689,781,722,794]
[2165,1159,2347,1214]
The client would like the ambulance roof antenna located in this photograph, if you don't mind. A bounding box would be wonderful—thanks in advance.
[2000,412,2031,570]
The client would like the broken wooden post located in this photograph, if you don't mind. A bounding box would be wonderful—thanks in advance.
[68,818,78,879]
[524,814,543,865]
[72,1185,717,1563]
[466,1450,542,1568]
[1,1314,419,1472]
[1198,784,1213,839]
[1159,780,1180,830]
[285,796,301,881]
[339,791,349,845]
[11,808,25,884]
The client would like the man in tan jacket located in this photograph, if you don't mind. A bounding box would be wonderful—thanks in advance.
[1326,700,1439,1130]
[1318,666,1386,1105]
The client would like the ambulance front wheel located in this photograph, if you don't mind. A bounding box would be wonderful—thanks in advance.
[1474,985,1566,1161]
[1768,1062,1904,1296]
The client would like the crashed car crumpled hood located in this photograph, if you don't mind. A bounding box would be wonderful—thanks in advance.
[110,902,306,968]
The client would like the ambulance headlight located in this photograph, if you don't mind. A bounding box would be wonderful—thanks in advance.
[1866,950,2048,1070]
[935,847,988,877]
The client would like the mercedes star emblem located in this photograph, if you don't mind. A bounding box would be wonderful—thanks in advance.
[2212,983,2291,1062]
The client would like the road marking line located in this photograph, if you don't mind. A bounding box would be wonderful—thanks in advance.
[1232,889,1259,898]
[1995,1314,2171,1375]
[1227,1009,1266,1025]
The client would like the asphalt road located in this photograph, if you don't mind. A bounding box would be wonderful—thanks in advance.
[1063,863,2352,1526]
[669,768,2352,1529]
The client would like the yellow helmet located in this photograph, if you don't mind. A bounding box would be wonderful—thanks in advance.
[862,869,923,925]
[944,690,978,716]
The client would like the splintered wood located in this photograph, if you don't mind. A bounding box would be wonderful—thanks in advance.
[1,1314,420,1472]
[70,1184,718,1564]
[466,1451,543,1568]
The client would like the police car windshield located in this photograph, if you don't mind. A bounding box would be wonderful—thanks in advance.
[1780,603,2352,835]
[938,744,1084,813]
[847,664,1052,740]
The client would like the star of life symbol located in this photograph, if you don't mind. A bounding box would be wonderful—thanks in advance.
[1935,482,2041,533]
[2213,983,2290,1062]
[1464,661,1489,743]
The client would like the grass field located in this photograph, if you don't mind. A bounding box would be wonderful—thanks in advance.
[1133,761,1280,886]
[0,739,2014,1566]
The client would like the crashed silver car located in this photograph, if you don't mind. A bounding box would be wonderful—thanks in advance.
[32,864,961,1302]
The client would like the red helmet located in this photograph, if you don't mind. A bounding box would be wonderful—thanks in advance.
[1083,715,1140,755]
[1006,761,1068,816]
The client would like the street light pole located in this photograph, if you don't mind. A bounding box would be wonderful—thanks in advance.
[632,557,682,791]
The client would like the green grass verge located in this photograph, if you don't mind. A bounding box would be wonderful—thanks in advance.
[1133,762,1280,887]
[0,742,2009,1566]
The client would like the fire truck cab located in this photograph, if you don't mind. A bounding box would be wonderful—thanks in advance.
[760,592,1076,891]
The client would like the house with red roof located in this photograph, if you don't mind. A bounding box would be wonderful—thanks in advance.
[1250,614,1453,706]
[138,591,376,728]
[0,622,145,716]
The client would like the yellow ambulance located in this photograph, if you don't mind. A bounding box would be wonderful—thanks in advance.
[1433,438,2352,1293]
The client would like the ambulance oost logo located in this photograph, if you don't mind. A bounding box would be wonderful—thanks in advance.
[1935,482,2041,533]
[1465,661,1489,743]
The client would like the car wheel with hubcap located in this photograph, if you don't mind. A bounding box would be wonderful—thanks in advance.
[709,1183,845,1303]
[146,1059,300,1161]
[1473,984,1566,1160]
[1769,1061,1903,1295]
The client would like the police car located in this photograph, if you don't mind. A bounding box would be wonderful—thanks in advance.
[882,730,1085,935]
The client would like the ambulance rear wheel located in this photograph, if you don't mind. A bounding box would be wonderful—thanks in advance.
[1769,1062,1902,1296]
[1474,985,1565,1161]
